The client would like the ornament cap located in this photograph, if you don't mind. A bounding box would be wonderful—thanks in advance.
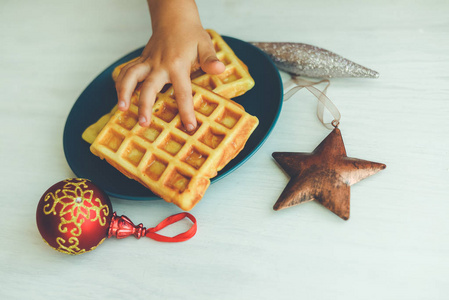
[108,212,146,239]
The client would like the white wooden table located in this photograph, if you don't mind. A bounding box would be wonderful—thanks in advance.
[1,0,448,299]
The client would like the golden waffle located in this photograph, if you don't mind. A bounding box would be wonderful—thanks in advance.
[82,29,255,144]
[90,83,259,210]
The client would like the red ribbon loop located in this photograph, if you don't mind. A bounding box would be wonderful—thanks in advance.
[145,212,197,242]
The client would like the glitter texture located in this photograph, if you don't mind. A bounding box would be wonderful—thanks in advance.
[251,42,379,78]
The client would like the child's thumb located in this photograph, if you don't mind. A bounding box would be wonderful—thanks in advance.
[198,42,225,75]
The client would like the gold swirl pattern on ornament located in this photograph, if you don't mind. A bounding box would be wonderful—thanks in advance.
[56,236,86,255]
[41,235,107,255]
[53,236,107,255]
[42,178,110,238]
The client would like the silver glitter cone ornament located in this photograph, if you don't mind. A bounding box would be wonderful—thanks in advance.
[251,42,379,78]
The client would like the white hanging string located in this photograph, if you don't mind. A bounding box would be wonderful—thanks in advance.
[283,77,341,130]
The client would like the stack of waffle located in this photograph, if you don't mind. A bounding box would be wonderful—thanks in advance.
[85,29,258,210]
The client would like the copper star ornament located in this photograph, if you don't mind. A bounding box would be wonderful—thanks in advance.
[272,128,386,220]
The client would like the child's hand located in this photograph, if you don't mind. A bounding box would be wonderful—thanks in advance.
[115,0,225,131]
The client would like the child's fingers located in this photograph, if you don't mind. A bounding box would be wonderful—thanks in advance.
[115,58,142,84]
[171,71,196,132]
[116,63,151,111]
[138,71,168,127]
[198,40,225,75]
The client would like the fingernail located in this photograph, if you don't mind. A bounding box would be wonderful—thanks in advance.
[186,124,195,132]
[118,101,126,109]
[139,116,147,124]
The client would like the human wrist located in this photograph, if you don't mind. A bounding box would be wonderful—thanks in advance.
[148,0,202,31]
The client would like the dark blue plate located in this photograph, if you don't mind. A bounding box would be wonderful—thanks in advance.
[63,36,283,200]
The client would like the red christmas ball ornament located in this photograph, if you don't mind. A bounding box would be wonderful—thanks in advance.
[36,178,197,255]
[36,178,112,254]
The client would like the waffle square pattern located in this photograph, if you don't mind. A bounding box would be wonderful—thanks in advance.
[90,84,259,210]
